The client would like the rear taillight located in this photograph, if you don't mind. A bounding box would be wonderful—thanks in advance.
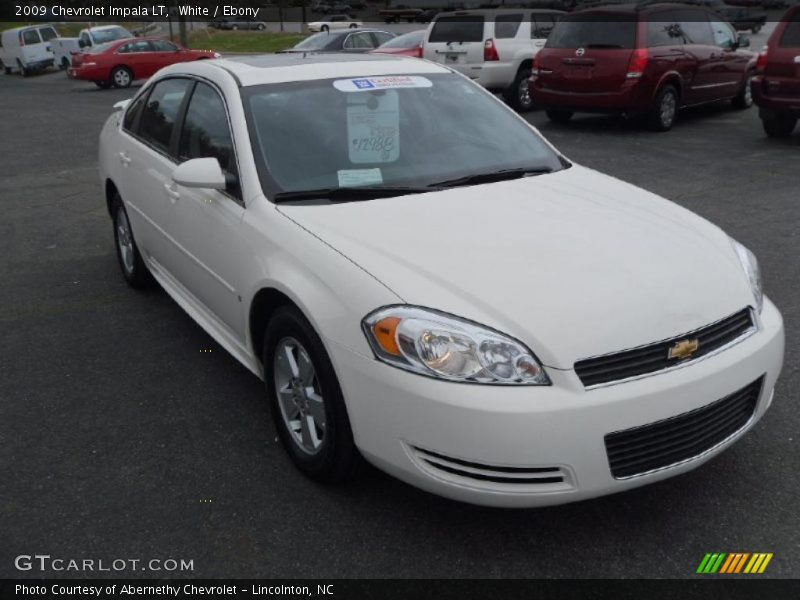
[626,48,649,79]
[484,38,499,62]
[531,53,541,76]
[415,43,423,59]
[756,45,768,72]
[19,31,24,46]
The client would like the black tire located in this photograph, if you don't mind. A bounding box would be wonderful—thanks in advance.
[60,57,70,70]
[95,80,111,89]
[349,23,358,28]
[648,84,679,132]
[732,71,754,109]
[2,63,10,75]
[504,67,534,112]
[257,23,266,31]
[110,66,132,88]
[263,305,363,483]
[112,196,152,289]
[752,25,761,34]
[17,60,29,77]
[762,114,797,138]
[546,109,574,123]
[321,25,329,32]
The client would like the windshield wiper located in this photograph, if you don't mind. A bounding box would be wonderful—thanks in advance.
[273,186,432,203]
[429,167,554,189]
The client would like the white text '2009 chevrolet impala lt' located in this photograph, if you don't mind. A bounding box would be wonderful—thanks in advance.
[99,54,784,507]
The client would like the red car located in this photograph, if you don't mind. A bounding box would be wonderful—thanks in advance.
[751,5,800,137]
[530,3,756,131]
[368,30,425,58]
[69,38,219,89]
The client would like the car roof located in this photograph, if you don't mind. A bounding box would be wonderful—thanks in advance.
[204,53,450,87]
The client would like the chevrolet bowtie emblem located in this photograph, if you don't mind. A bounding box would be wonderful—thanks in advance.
[669,339,700,360]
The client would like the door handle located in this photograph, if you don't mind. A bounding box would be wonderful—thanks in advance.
[164,182,180,202]
[118,152,132,166]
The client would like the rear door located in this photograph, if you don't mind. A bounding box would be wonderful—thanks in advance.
[20,28,46,66]
[536,13,637,93]
[117,40,156,79]
[765,12,800,99]
[423,14,486,77]
[645,10,689,94]
[675,9,719,103]
[710,18,748,98]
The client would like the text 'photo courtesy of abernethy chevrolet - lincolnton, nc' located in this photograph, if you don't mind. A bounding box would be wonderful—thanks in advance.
[99,37,784,506]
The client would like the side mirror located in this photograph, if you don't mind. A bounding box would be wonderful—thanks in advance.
[737,34,750,49]
[78,39,86,48]
[172,158,226,190]
[113,99,131,112]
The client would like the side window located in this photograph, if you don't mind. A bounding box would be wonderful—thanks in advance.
[130,40,153,53]
[646,11,681,47]
[710,20,735,48]
[151,40,178,52]
[138,79,192,155]
[372,32,394,46]
[39,27,58,42]
[22,29,41,45]
[344,32,375,49]
[532,15,556,39]
[178,83,240,199]
[677,11,714,45]
[79,31,91,47]
[781,19,800,48]
[495,14,523,39]
[123,92,147,134]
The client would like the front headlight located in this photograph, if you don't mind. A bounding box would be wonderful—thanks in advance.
[731,238,763,313]
[362,306,550,385]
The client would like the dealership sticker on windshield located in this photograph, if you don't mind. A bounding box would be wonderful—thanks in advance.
[333,76,432,92]
[337,168,383,187]
[346,91,399,164]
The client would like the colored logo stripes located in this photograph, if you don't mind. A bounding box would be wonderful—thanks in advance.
[696,553,773,574]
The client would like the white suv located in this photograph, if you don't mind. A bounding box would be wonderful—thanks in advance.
[422,9,564,111]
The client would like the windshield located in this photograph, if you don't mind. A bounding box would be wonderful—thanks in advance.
[379,30,425,49]
[93,27,131,44]
[243,73,565,199]
[547,15,636,49]
[293,32,339,50]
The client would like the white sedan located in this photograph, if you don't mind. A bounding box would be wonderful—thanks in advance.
[307,15,362,32]
[98,55,784,507]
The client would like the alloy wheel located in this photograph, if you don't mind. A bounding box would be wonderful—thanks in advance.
[115,208,135,275]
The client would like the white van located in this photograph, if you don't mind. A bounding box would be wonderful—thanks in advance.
[422,9,564,112]
[0,25,58,76]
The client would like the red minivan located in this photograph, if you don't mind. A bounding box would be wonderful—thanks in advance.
[752,5,800,137]
[530,3,756,131]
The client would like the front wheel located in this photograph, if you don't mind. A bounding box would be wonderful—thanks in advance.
[349,23,358,28]
[17,60,29,77]
[111,66,132,88]
[112,196,151,289]
[257,23,266,31]
[263,306,363,483]
[762,113,797,138]
[321,25,329,32]
[546,109,574,123]
[504,68,534,112]
[648,85,679,132]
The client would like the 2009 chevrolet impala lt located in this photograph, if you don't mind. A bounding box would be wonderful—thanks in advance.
[98,54,784,507]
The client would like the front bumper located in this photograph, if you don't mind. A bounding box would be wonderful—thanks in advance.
[332,299,783,507]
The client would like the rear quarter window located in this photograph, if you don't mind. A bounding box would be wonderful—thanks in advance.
[547,15,636,49]
[22,29,41,45]
[429,16,484,43]
[39,27,58,42]
[780,19,800,48]
[495,14,523,39]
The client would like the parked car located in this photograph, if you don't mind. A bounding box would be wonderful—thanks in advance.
[214,18,268,30]
[0,24,57,76]
[685,0,768,33]
[51,25,132,70]
[98,54,783,508]
[422,8,565,111]
[69,38,219,88]
[530,3,757,130]
[380,6,424,22]
[323,3,354,15]
[283,29,394,52]
[751,4,800,137]
[307,15,363,32]
[369,30,426,58]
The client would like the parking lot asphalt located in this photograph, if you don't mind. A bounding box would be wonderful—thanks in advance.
[1,67,798,579]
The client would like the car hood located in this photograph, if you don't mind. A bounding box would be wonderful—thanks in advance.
[277,166,755,369]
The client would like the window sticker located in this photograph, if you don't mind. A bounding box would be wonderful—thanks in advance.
[333,76,433,92]
[337,168,383,187]
[346,90,399,164]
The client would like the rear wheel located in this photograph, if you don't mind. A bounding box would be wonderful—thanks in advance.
[648,84,679,131]
[505,67,534,112]
[349,23,358,28]
[263,306,363,483]
[111,66,132,88]
[322,25,329,32]
[257,23,266,31]
[762,113,797,138]
[732,72,754,109]
[546,109,574,124]
[112,196,151,289]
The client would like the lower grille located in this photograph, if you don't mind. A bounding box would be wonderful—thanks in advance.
[575,309,755,388]
[409,446,573,490]
[605,377,763,479]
